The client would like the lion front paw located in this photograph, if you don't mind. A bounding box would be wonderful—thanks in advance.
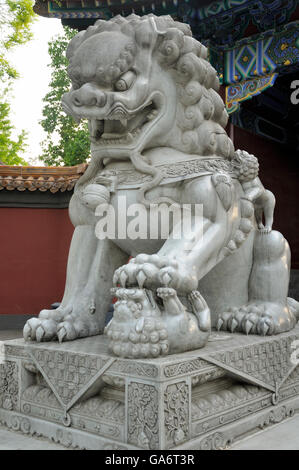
[23,307,68,342]
[23,317,58,342]
[23,304,101,343]
[56,316,101,343]
[113,253,197,292]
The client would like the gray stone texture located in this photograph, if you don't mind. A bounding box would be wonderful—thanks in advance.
[1,14,299,450]
[1,328,299,449]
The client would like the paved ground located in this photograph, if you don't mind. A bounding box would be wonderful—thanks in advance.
[1,329,299,450]
[0,425,67,450]
[230,415,299,450]
[0,329,23,340]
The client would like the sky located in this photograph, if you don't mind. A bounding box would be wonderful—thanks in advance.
[7,16,65,165]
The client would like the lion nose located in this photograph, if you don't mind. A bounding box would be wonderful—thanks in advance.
[72,83,107,108]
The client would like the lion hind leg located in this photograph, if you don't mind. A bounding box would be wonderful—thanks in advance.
[217,230,297,336]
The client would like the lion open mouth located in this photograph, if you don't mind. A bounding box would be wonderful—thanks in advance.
[88,101,159,145]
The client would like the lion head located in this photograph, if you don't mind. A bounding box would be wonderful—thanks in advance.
[62,14,234,202]
[232,149,259,182]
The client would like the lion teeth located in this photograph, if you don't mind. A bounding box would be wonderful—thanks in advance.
[146,109,159,121]
[89,119,104,139]
[91,102,159,146]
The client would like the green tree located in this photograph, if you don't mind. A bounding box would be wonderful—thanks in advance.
[40,27,90,166]
[0,94,27,165]
[0,0,35,81]
[0,0,36,165]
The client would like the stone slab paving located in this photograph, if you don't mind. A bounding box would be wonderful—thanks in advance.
[230,415,299,450]
[0,329,23,340]
[0,424,67,450]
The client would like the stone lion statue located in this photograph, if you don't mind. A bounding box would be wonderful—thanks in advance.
[24,14,299,356]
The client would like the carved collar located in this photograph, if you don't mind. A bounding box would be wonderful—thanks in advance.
[98,157,234,189]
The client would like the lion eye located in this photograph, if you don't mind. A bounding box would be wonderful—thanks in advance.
[72,82,81,90]
[115,71,136,92]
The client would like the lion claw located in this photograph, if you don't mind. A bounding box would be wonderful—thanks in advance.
[258,319,270,336]
[217,318,224,331]
[23,323,32,341]
[35,326,45,342]
[119,270,128,287]
[57,327,67,343]
[113,255,194,292]
[136,270,147,287]
[230,318,238,333]
[245,320,253,335]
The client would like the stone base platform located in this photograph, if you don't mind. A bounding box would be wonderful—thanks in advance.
[1,326,299,450]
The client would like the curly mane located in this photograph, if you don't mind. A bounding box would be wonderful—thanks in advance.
[232,150,259,182]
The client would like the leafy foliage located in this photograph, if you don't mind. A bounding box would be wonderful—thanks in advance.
[0,0,35,165]
[0,0,36,81]
[40,27,90,166]
[0,91,27,165]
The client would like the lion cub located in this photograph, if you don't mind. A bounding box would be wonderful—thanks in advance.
[232,150,275,233]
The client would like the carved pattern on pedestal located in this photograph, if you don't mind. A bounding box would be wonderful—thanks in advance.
[0,343,27,359]
[163,357,226,386]
[9,415,32,434]
[28,347,111,406]
[102,374,125,388]
[21,383,125,439]
[164,358,217,378]
[72,396,124,424]
[191,368,226,386]
[109,360,159,378]
[194,404,295,450]
[258,405,295,430]
[200,334,299,392]
[192,383,272,436]
[22,384,59,407]
[0,408,131,449]
[54,429,76,448]
[281,365,299,387]
[192,383,266,421]
[196,401,297,450]
[199,432,228,450]
[127,382,159,449]
[2,329,299,450]
[164,381,189,447]
[0,361,19,411]
[279,383,299,402]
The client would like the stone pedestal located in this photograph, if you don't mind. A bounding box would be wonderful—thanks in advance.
[1,326,299,450]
